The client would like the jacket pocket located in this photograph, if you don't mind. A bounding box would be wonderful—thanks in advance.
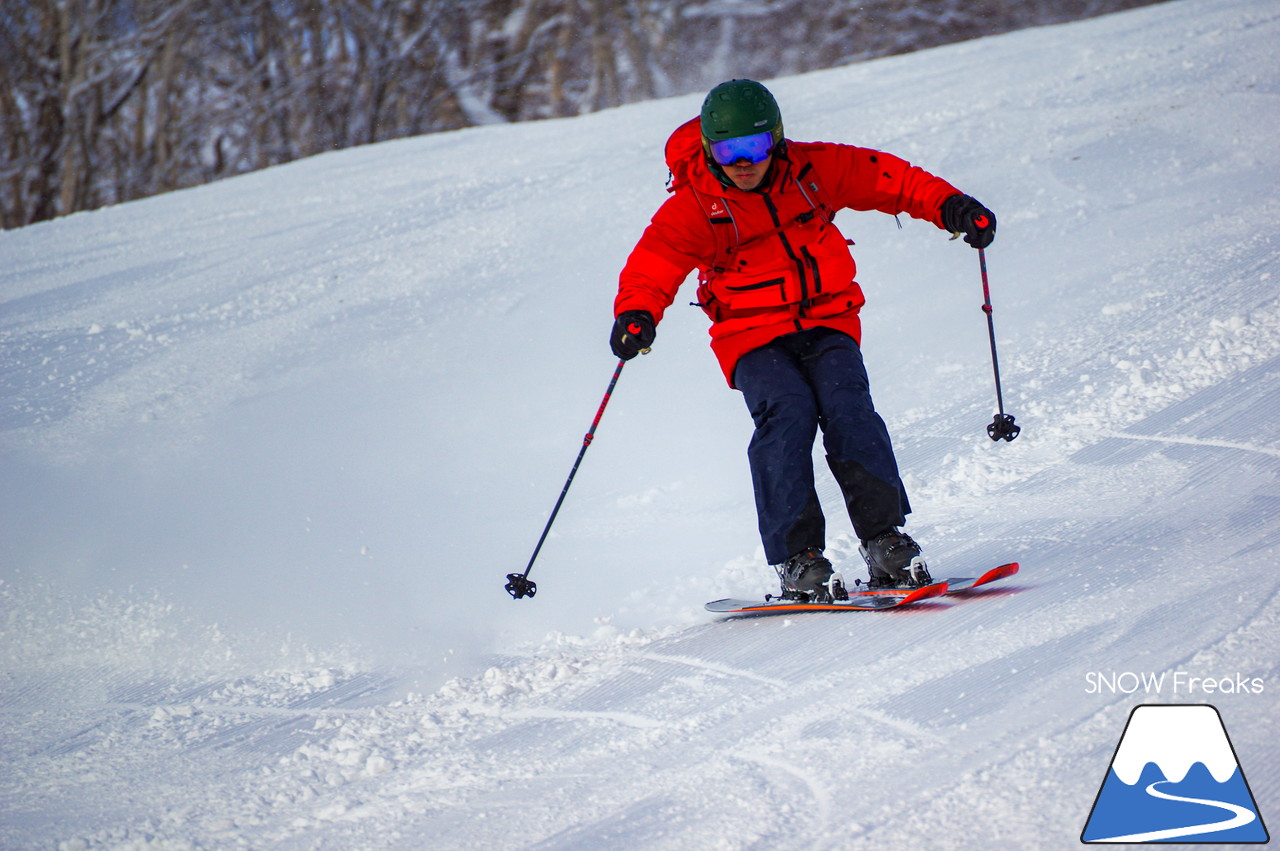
[711,274,794,311]
[726,277,786,293]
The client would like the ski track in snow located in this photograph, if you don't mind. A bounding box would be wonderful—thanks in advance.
[3,0,1280,847]
[1099,430,1280,460]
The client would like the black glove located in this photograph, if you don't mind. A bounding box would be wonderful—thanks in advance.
[610,310,656,360]
[941,194,997,249]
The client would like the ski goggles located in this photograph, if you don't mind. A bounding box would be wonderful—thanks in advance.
[707,130,775,166]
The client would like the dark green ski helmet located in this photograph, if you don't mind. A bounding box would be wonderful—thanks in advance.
[700,79,784,147]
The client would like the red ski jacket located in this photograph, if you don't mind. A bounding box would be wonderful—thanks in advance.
[615,117,961,386]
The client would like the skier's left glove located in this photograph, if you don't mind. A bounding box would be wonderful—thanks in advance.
[941,194,997,249]
[610,310,656,360]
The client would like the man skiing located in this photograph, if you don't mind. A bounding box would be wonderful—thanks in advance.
[610,79,996,600]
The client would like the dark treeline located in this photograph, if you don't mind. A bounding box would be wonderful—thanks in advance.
[1,0,1163,229]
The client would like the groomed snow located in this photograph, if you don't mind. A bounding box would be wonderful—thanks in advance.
[2,0,1278,847]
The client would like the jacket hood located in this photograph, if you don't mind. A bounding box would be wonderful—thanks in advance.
[666,117,745,195]
[665,117,710,191]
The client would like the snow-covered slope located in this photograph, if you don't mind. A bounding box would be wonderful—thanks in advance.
[3,0,1278,847]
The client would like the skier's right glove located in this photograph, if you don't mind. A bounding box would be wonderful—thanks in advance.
[610,310,656,360]
[941,194,997,249]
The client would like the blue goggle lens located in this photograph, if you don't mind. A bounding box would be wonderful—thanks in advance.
[708,131,775,166]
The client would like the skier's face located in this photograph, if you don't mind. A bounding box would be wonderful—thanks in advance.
[724,154,772,191]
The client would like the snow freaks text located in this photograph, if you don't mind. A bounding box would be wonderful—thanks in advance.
[1085,671,1265,696]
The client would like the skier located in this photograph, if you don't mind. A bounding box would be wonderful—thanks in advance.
[610,79,996,599]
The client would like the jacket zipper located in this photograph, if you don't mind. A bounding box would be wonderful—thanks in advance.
[727,277,786,292]
[762,193,811,321]
[801,246,822,295]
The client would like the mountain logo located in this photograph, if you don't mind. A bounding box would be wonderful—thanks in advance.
[1081,704,1269,844]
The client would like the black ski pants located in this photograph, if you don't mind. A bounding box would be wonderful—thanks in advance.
[734,327,910,565]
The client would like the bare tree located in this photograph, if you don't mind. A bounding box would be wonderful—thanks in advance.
[0,0,1170,229]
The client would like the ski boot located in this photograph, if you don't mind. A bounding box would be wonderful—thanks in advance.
[776,548,847,602]
[860,530,931,589]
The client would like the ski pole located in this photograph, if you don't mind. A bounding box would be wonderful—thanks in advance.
[977,248,1020,442]
[506,358,629,599]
